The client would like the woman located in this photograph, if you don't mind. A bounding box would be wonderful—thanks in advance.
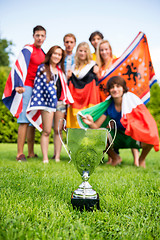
[27,46,73,163]
[78,76,159,168]
[96,40,117,93]
[66,42,100,128]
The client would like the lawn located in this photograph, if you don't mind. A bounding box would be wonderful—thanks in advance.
[0,143,160,240]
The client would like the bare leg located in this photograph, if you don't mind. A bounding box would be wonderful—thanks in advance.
[139,143,153,168]
[54,111,65,162]
[106,156,112,164]
[17,123,29,157]
[27,126,35,157]
[41,111,54,162]
[131,148,139,167]
[108,148,122,166]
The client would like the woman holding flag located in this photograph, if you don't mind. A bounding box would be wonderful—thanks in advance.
[78,76,159,168]
[26,46,73,163]
[96,39,117,100]
[66,42,100,128]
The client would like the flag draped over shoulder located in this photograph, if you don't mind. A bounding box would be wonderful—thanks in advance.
[99,32,157,104]
[77,92,159,152]
[26,65,74,132]
[66,61,100,128]
[2,45,33,118]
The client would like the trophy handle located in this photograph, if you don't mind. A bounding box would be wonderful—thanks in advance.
[58,118,72,162]
[102,119,117,161]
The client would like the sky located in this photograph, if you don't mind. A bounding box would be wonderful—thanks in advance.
[0,0,160,81]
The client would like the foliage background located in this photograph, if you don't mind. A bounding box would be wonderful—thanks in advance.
[0,66,160,143]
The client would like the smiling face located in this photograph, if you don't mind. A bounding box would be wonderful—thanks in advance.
[99,42,112,61]
[50,48,63,65]
[77,46,87,61]
[91,34,102,50]
[33,30,46,48]
[109,84,124,99]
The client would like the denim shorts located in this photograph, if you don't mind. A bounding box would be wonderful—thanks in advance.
[56,101,66,113]
[17,86,33,124]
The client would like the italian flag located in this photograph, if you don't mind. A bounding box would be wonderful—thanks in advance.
[77,92,159,152]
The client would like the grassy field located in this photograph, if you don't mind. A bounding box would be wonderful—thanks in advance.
[0,143,160,240]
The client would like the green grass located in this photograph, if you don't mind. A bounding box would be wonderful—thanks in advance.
[0,143,160,240]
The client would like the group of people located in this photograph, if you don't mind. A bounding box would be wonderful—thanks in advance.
[3,25,159,167]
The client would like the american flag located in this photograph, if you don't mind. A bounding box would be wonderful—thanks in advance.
[98,32,157,104]
[2,45,33,118]
[26,65,74,132]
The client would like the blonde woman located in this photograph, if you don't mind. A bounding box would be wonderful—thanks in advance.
[96,40,116,80]
[66,42,100,128]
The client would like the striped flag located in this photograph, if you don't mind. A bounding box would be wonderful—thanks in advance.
[99,32,157,104]
[66,61,100,128]
[77,92,159,152]
[2,45,33,118]
[26,65,74,132]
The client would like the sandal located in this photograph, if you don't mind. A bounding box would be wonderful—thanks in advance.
[16,154,27,162]
[27,154,38,159]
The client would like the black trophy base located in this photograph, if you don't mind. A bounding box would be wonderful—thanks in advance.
[71,193,100,211]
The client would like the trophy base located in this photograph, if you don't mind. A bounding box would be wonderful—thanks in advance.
[71,193,100,211]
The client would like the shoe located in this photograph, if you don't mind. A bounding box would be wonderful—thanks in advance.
[27,154,38,159]
[16,154,27,162]
[43,160,49,163]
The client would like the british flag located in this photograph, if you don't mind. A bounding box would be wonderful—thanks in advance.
[2,45,33,118]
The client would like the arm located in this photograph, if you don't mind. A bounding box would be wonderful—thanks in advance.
[82,114,107,129]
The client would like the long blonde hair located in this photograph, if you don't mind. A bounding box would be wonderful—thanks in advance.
[96,40,113,69]
[74,42,92,69]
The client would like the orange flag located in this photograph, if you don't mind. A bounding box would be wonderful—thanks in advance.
[98,32,157,104]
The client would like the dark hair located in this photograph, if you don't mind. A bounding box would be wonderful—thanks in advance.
[41,46,65,82]
[89,31,104,42]
[33,25,46,34]
[107,76,128,93]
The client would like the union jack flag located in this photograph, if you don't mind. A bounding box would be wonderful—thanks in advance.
[98,32,157,104]
[2,45,33,118]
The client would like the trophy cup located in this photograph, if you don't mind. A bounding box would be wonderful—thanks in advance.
[67,127,108,210]
[58,118,116,210]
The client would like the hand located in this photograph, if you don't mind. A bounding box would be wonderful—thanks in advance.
[82,114,93,126]
[15,87,25,94]
[93,65,99,73]
[67,69,72,79]
[93,65,100,77]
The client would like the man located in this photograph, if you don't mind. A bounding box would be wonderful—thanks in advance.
[63,33,76,74]
[89,31,104,61]
[2,25,46,161]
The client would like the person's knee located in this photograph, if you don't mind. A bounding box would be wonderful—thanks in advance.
[54,129,61,135]
[141,142,153,149]
[42,130,51,137]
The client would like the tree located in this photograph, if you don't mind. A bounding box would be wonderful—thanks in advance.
[147,83,160,135]
[0,38,13,66]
